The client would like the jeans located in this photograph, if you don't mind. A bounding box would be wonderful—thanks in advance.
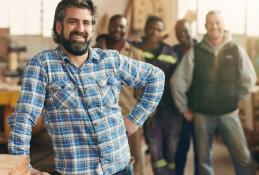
[52,158,134,175]
[194,110,256,175]
[175,119,200,175]
[113,157,135,175]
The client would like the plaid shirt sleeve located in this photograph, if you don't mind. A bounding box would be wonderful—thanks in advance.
[8,55,47,155]
[116,54,165,126]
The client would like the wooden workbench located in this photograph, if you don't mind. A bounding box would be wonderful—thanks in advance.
[0,83,45,144]
[0,84,20,143]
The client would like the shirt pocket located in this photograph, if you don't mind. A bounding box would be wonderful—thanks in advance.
[48,81,78,109]
[96,77,120,106]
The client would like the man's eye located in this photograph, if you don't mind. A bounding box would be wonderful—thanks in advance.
[83,21,92,26]
[68,20,77,24]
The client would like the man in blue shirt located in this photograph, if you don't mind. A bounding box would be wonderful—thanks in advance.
[7,0,165,175]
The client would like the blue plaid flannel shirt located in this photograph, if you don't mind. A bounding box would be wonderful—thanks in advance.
[8,47,165,175]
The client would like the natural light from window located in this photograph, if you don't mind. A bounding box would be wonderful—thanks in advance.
[0,0,59,36]
[0,0,259,36]
[178,0,259,36]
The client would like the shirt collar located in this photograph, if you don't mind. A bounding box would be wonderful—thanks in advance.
[56,46,100,64]
[56,46,71,64]
[88,48,101,63]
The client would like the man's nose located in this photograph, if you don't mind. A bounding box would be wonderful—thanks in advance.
[152,29,161,36]
[75,22,85,32]
[180,31,187,37]
[113,26,121,32]
[211,23,218,29]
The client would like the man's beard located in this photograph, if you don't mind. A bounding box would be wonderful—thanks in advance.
[60,31,91,56]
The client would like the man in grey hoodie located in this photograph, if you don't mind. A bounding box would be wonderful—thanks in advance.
[170,10,256,175]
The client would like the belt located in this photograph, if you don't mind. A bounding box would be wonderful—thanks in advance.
[52,157,135,175]
[113,157,135,175]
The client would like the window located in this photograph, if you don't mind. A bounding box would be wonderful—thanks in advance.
[178,0,259,36]
[0,0,59,36]
[246,0,259,36]
[43,0,60,36]
[0,1,10,28]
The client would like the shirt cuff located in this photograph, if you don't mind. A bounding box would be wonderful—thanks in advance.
[127,106,149,127]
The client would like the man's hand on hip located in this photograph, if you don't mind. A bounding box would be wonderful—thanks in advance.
[124,118,139,136]
[183,110,194,122]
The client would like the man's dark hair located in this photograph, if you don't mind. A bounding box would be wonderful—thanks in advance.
[174,19,188,31]
[109,14,126,25]
[144,15,165,32]
[52,0,97,44]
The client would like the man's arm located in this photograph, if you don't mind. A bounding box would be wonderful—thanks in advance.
[116,54,165,133]
[238,46,257,100]
[170,49,195,120]
[8,56,47,155]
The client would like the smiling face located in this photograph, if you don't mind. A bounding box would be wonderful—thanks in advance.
[108,16,127,41]
[205,11,225,43]
[175,20,192,47]
[144,20,165,43]
[56,6,93,56]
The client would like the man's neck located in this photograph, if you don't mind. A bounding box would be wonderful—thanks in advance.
[142,39,160,52]
[107,39,125,52]
[181,42,192,50]
[209,37,224,46]
[62,46,89,68]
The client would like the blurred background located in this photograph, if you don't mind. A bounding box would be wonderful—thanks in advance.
[0,0,259,174]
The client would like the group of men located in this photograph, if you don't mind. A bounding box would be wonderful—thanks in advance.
[7,0,257,175]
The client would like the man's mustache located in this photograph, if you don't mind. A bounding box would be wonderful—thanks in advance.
[70,31,88,38]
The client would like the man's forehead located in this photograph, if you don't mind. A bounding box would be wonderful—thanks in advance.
[111,17,127,25]
[206,13,224,23]
[177,22,189,30]
[64,7,92,20]
[148,21,164,28]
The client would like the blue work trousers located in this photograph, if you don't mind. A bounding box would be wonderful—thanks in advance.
[175,119,200,175]
[144,109,182,175]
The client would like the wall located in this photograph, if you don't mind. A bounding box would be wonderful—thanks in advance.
[11,0,130,59]
[11,36,55,60]
[95,0,128,16]
[9,0,248,61]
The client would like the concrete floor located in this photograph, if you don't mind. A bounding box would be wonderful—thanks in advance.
[144,138,259,175]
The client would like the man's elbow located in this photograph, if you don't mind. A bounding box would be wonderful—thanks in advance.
[155,67,165,84]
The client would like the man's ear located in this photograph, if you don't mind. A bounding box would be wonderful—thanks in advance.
[205,23,208,31]
[56,21,62,35]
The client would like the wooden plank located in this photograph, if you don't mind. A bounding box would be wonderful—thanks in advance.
[0,92,11,105]
[0,154,30,175]
[0,91,20,143]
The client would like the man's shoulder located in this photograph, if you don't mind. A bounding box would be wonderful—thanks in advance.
[220,42,241,57]
[90,47,120,61]
[91,47,120,55]
[29,48,58,64]
[172,43,181,50]
[160,42,178,57]
[122,41,143,60]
